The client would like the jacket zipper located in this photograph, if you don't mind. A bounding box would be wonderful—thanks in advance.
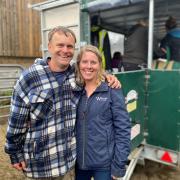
[82,97,88,168]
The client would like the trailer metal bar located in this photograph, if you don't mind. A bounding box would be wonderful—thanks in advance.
[147,0,154,69]
[123,146,144,180]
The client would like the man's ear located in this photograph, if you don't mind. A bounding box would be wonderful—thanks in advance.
[48,42,51,52]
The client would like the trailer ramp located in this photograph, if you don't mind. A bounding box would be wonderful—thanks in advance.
[123,146,144,180]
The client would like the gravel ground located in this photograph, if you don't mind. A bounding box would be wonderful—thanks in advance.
[1,122,180,180]
[0,122,25,180]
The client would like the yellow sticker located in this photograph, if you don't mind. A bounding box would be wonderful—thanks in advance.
[127,101,137,113]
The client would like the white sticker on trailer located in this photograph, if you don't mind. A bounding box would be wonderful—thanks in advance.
[131,124,140,140]
[157,150,178,164]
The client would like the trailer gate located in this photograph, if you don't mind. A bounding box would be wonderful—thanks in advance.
[0,65,24,121]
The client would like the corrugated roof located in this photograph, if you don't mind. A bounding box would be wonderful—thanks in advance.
[85,0,180,39]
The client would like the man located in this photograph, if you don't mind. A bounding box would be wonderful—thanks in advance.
[123,19,148,71]
[5,26,119,179]
[160,16,180,62]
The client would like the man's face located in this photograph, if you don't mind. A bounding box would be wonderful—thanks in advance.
[48,32,75,71]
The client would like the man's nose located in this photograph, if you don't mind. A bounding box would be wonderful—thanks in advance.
[62,46,68,52]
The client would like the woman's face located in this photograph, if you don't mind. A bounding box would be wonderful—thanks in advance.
[79,51,100,83]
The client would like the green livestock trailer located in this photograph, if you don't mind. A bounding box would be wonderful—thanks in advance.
[30,0,180,179]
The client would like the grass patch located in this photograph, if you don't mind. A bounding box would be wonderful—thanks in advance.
[0,90,12,106]
[0,90,12,96]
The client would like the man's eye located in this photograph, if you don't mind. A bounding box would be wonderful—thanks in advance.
[81,60,87,64]
[57,44,63,47]
[67,45,74,49]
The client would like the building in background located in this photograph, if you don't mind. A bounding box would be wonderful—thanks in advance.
[0,0,45,68]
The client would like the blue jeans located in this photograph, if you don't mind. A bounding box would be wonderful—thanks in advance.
[75,168,111,180]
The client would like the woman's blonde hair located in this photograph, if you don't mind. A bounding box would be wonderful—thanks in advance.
[76,45,105,85]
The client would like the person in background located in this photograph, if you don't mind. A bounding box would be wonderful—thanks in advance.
[123,19,148,71]
[91,15,112,71]
[5,26,120,180]
[75,45,131,180]
[160,16,180,62]
[112,51,124,72]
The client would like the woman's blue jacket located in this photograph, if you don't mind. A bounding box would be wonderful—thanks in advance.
[76,82,131,177]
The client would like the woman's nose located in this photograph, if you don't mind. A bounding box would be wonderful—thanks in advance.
[87,62,92,68]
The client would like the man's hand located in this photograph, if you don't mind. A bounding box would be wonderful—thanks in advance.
[12,161,26,171]
[161,47,167,54]
[106,74,121,88]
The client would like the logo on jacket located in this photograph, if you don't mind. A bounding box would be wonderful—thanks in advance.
[96,97,108,101]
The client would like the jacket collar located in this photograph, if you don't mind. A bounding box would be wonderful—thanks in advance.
[34,57,82,91]
[95,82,109,92]
[168,28,180,38]
[82,81,109,95]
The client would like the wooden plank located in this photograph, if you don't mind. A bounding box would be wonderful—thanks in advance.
[33,0,43,57]
[10,0,15,56]
[2,0,7,56]
[1,0,4,55]
[8,0,12,55]
[17,0,23,56]
[0,0,3,55]
[25,0,44,58]
[22,0,26,57]
[6,0,11,56]
[33,0,39,57]
[21,0,26,57]
[16,0,20,56]
[28,0,33,56]
[26,0,31,57]
[13,0,18,57]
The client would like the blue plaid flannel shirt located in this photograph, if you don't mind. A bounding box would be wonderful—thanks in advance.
[5,58,82,178]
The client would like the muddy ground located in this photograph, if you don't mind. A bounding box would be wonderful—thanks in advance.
[1,121,180,180]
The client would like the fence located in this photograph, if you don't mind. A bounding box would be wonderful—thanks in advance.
[0,65,23,121]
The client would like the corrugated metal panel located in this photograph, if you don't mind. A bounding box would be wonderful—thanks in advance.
[86,0,129,13]
[84,0,180,39]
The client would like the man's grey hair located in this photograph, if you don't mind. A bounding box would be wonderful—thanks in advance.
[48,26,76,43]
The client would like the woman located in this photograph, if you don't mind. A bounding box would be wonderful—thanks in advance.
[75,45,131,180]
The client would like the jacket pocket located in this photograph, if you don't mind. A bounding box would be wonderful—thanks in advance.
[33,136,48,160]
[106,129,114,161]
[99,104,112,122]
[87,131,111,168]
[29,88,52,103]
[24,136,50,161]
[28,89,54,120]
